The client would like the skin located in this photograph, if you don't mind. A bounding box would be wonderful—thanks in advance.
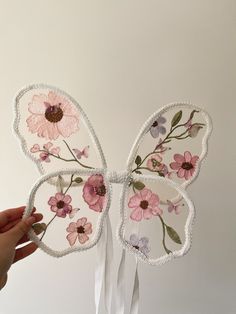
[0,206,43,289]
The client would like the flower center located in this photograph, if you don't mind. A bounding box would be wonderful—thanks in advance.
[45,103,63,123]
[140,200,149,209]
[152,121,158,127]
[95,184,106,196]
[151,158,160,168]
[182,162,193,170]
[57,200,65,209]
[77,226,85,234]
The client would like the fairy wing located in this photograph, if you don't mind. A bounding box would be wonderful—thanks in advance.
[118,103,212,265]
[14,84,110,257]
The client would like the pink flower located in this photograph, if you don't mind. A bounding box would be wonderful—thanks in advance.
[147,154,163,171]
[39,151,50,162]
[30,144,40,153]
[66,217,92,246]
[128,188,163,221]
[27,91,80,140]
[73,146,89,159]
[82,174,106,212]
[167,200,183,215]
[170,151,199,180]
[48,192,73,218]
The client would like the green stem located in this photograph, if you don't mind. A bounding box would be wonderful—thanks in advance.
[64,174,74,195]
[157,215,172,254]
[40,214,57,241]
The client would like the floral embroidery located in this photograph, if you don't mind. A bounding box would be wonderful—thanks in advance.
[167,200,183,215]
[27,91,80,140]
[30,142,60,162]
[150,116,167,138]
[66,217,92,246]
[146,153,169,176]
[48,192,75,218]
[73,146,89,159]
[170,151,199,180]
[83,174,106,212]
[128,188,163,221]
[129,234,150,256]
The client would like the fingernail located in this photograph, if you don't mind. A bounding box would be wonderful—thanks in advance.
[27,216,36,225]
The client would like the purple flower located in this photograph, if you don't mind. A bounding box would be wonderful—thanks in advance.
[150,116,167,138]
[129,234,150,256]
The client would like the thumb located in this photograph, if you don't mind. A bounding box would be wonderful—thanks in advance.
[8,216,36,245]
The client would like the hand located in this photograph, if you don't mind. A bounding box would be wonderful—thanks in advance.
[0,206,43,289]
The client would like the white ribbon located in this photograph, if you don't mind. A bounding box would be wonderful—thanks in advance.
[116,249,126,314]
[130,259,139,314]
[95,215,113,314]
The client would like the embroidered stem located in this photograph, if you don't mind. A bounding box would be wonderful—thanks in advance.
[157,214,172,254]
[64,174,74,195]
[40,213,57,241]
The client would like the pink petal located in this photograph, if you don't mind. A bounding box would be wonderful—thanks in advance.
[60,101,80,118]
[67,232,78,246]
[191,155,199,166]
[57,116,79,138]
[128,194,142,208]
[84,223,92,234]
[170,162,181,170]
[43,142,53,150]
[50,205,58,212]
[30,144,40,153]
[50,147,60,155]
[27,115,47,133]
[66,222,77,232]
[184,151,192,163]
[83,146,89,158]
[152,206,163,216]
[78,233,89,244]
[56,208,66,218]
[55,192,64,201]
[177,168,185,178]
[48,196,57,206]
[89,197,104,212]
[190,168,195,176]
[63,194,72,204]
[140,188,152,201]
[174,154,185,164]
[143,208,153,219]
[130,207,143,221]
[148,193,159,207]
[83,185,100,205]
[184,170,191,180]
[77,217,87,227]
[28,94,48,114]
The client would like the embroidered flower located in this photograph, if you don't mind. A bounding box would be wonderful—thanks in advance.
[48,192,74,218]
[66,217,92,246]
[30,144,40,153]
[128,188,163,221]
[26,91,79,140]
[30,142,60,163]
[150,116,166,138]
[170,151,199,180]
[167,200,183,215]
[83,174,106,212]
[129,234,150,256]
[73,146,89,159]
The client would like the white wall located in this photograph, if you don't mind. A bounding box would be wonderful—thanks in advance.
[0,1,235,313]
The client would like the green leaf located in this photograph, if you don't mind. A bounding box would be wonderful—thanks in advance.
[74,177,83,184]
[171,110,182,127]
[133,181,145,190]
[166,225,182,244]
[135,155,142,165]
[189,109,199,120]
[32,223,47,234]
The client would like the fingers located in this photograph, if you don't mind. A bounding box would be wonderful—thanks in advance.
[0,206,25,228]
[17,223,45,245]
[0,207,36,229]
[0,218,21,233]
[13,242,38,263]
[7,213,43,245]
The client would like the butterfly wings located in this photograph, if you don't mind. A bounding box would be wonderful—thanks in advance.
[118,103,212,265]
[14,84,110,256]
